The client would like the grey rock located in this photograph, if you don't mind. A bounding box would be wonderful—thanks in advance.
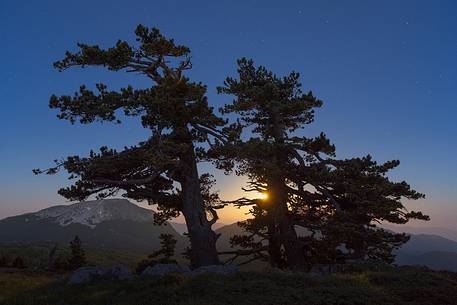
[191,265,239,276]
[104,264,133,280]
[308,264,333,278]
[141,264,190,277]
[139,264,239,278]
[68,266,107,284]
[68,265,133,284]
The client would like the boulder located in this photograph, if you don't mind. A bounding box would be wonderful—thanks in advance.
[68,265,133,284]
[104,264,133,280]
[68,266,107,284]
[308,264,333,278]
[191,265,239,276]
[139,264,239,278]
[141,263,190,277]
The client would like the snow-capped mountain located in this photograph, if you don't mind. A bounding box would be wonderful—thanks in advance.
[34,199,155,228]
[0,199,185,253]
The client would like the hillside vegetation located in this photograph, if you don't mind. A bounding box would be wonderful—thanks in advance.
[1,266,456,305]
[0,242,146,269]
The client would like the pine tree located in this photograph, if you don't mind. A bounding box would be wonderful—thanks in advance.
[213,58,333,269]
[214,58,429,270]
[0,254,9,267]
[136,233,178,273]
[12,256,26,269]
[153,233,178,261]
[293,156,429,264]
[34,25,228,267]
[68,235,87,270]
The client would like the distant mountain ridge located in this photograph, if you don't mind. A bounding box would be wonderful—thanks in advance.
[171,221,227,235]
[215,223,457,272]
[0,199,185,254]
[383,224,457,242]
[396,251,457,272]
[396,233,457,255]
[2,202,457,271]
[33,199,155,228]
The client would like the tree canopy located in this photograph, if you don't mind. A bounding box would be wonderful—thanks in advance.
[214,59,428,270]
[35,25,227,267]
[35,27,429,271]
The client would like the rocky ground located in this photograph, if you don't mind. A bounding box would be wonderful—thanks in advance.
[1,264,457,305]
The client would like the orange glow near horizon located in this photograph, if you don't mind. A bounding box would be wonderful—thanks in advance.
[256,192,268,200]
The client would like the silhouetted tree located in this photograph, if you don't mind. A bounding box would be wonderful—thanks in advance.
[68,236,87,270]
[214,59,428,270]
[53,254,71,271]
[0,254,10,267]
[136,233,178,273]
[12,256,25,269]
[47,244,58,270]
[213,58,332,270]
[154,233,178,260]
[34,25,230,267]
[292,156,429,264]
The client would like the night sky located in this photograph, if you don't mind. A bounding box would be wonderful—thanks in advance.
[1,0,456,227]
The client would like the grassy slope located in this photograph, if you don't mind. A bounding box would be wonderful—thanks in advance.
[1,266,456,305]
[0,242,147,269]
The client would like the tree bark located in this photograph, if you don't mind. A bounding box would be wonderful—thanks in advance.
[277,205,306,270]
[269,112,306,270]
[266,216,283,268]
[269,181,306,270]
[179,141,220,268]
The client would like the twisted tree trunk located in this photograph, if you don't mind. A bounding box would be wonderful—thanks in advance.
[266,215,283,268]
[270,181,306,270]
[180,142,220,267]
[278,207,305,270]
[269,113,306,270]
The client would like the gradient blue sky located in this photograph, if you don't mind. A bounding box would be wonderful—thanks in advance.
[1,0,456,227]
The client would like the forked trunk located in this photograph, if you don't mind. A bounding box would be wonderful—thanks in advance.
[269,116,306,270]
[277,205,306,270]
[270,179,306,270]
[266,218,283,268]
[180,143,220,267]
